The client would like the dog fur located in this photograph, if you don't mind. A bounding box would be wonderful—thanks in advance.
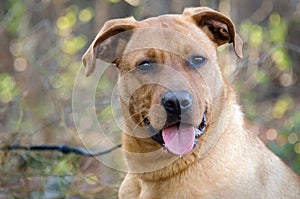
[82,7,300,199]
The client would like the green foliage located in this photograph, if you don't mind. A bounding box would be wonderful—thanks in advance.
[0,1,121,198]
[0,1,299,198]
[79,8,94,23]
[107,0,121,3]
[5,0,25,34]
[238,12,300,174]
[0,73,19,103]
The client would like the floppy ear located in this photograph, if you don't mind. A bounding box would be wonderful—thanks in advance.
[183,7,243,58]
[82,17,137,76]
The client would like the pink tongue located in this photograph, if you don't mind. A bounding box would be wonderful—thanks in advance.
[162,125,195,155]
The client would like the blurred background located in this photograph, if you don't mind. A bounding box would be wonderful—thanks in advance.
[0,0,299,198]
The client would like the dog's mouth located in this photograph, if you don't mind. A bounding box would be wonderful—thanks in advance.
[144,111,207,157]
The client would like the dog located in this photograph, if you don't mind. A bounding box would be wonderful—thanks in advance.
[82,7,300,199]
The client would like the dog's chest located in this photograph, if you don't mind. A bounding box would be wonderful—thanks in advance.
[135,176,203,199]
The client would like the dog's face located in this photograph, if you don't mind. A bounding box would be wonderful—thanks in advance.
[82,7,243,158]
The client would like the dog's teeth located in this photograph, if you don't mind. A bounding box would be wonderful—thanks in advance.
[195,128,203,138]
[193,142,198,148]
[179,154,183,159]
[162,144,168,152]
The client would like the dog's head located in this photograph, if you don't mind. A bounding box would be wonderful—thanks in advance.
[82,7,243,158]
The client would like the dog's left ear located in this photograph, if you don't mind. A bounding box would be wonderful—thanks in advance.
[184,7,243,58]
[82,17,137,76]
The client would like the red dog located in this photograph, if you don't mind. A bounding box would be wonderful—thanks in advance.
[83,7,300,199]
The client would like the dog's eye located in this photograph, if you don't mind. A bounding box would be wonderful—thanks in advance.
[188,55,207,68]
[136,61,154,73]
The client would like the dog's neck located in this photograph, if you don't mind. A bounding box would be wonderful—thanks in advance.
[199,82,243,159]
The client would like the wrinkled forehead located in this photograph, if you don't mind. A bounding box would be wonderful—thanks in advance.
[123,15,216,59]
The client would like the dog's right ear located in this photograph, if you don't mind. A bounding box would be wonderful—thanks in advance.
[184,7,243,58]
[82,17,137,76]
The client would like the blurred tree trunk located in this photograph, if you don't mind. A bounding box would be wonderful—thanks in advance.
[0,1,14,73]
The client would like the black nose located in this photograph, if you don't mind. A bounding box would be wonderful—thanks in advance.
[161,90,193,115]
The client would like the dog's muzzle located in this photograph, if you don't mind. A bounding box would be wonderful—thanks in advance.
[144,90,207,157]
